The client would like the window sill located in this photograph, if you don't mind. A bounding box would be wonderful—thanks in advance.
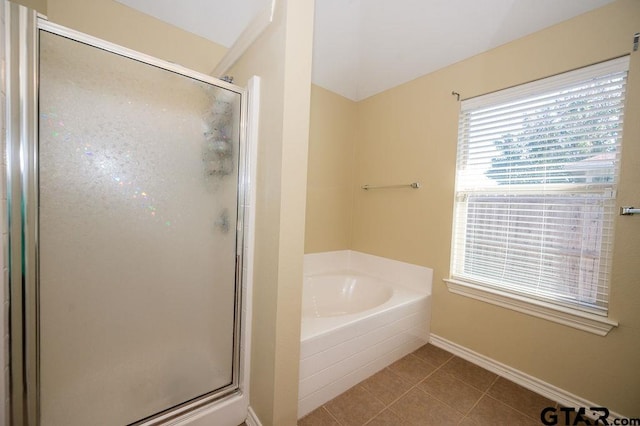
[443,278,618,336]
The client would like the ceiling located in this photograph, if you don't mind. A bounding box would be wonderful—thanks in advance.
[117,0,615,101]
[116,0,270,48]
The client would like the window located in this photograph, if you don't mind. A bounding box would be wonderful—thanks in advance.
[447,57,629,335]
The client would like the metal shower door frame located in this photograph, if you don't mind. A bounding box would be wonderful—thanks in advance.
[5,4,249,425]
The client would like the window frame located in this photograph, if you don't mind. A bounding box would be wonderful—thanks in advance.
[445,57,629,336]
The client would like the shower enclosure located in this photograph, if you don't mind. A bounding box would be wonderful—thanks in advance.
[6,4,252,425]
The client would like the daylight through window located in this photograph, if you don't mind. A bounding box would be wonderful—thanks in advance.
[450,57,629,316]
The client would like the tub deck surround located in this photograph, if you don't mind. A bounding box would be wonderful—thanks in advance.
[299,250,433,418]
[303,250,432,295]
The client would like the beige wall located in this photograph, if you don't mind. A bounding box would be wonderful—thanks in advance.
[341,0,639,416]
[45,0,226,74]
[12,0,45,14]
[229,0,314,424]
[305,85,358,253]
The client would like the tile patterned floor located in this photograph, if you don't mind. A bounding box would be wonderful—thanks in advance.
[298,343,557,425]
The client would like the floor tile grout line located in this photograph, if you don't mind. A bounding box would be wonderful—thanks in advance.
[320,405,345,426]
[304,345,562,426]
[442,363,501,425]
[485,376,560,422]
[358,382,389,407]
[411,385,469,423]
[357,383,394,424]
[361,403,389,425]
[321,377,408,426]
[414,357,496,422]
[443,355,502,392]
[480,393,547,425]
[410,351,454,370]
[380,352,459,423]
[381,369,430,412]
[417,376,482,418]
[317,367,402,425]
[485,392,551,423]
[361,367,413,410]
[362,351,454,424]
[448,355,563,422]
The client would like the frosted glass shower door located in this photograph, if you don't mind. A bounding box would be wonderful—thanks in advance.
[37,31,243,425]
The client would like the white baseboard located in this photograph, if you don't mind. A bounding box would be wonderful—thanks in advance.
[245,407,262,426]
[429,334,625,420]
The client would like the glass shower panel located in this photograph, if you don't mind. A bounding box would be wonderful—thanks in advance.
[38,31,241,425]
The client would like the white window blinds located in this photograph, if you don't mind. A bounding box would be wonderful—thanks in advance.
[451,57,629,316]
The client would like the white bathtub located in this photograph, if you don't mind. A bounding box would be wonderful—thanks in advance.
[298,250,432,417]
